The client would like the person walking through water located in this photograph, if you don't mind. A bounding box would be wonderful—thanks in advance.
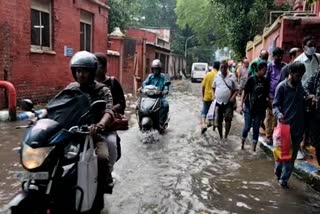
[238,58,250,96]
[295,36,320,158]
[213,60,239,140]
[265,47,286,145]
[303,68,320,166]
[200,61,220,134]
[273,62,307,188]
[240,61,269,151]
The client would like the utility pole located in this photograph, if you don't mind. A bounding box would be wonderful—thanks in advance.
[185,35,194,58]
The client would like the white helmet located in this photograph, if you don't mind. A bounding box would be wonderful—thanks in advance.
[151,59,162,69]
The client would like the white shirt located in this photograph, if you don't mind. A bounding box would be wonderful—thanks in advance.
[294,52,320,85]
[213,72,238,105]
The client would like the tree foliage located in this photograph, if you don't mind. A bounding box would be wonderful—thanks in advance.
[176,0,292,58]
[108,0,134,32]
[108,0,177,31]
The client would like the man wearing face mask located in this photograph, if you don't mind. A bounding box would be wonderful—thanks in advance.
[295,36,320,158]
[295,36,320,86]
[143,59,170,128]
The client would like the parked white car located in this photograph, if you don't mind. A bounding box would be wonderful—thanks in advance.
[191,62,209,82]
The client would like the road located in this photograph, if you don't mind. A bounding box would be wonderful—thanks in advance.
[1,80,320,213]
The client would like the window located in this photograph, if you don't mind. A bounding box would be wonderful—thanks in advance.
[80,11,93,52]
[31,0,52,50]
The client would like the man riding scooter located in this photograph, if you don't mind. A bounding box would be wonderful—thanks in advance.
[35,51,116,194]
[142,59,170,131]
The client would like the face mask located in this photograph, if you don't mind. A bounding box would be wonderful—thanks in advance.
[305,46,316,56]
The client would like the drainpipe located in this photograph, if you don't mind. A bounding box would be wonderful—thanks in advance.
[0,81,17,121]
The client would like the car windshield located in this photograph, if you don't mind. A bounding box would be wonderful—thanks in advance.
[194,64,206,71]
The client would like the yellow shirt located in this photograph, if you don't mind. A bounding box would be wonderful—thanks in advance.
[201,69,218,101]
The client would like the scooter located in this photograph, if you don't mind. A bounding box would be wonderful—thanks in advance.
[136,82,170,134]
[8,99,107,214]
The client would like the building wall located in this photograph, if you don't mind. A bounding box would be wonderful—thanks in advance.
[246,48,254,62]
[253,42,263,60]
[314,1,320,15]
[107,54,120,80]
[0,0,108,107]
[108,37,123,83]
[264,27,283,60]
[146,46,156,77]
[246,16,320,63]
[127,28,157,44]
[168,54,186,79]
[282,17,320,54]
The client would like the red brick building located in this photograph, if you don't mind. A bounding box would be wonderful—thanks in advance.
[0,0,109,107]
[108,27,175,94]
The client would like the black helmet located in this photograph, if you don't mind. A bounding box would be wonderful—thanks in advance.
[70,51,98,82]
[151,59,162,69]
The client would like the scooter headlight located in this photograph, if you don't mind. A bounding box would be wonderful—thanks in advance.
[22,144,55,170]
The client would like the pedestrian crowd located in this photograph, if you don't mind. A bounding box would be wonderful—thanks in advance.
[200,36,320,188]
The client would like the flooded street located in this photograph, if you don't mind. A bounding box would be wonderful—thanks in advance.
[0,120,24,211]
[1,80,320,213]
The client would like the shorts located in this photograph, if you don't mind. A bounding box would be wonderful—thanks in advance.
[217,102,234,123]
[201,101,213,118]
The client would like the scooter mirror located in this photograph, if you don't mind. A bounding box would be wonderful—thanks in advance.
[20,99,34,112]
[79,100,107,125]
[90,100,107,113]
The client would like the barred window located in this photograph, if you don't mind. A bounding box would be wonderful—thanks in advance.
[80,11,93,52]
[31,0,52,49]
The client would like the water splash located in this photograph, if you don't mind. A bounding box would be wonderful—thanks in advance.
[139,129,160,144]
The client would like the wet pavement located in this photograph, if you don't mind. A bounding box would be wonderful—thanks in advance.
[1,80,320,213]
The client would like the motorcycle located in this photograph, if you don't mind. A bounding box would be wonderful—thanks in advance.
[8,99,107,214]
[136,82,170,134]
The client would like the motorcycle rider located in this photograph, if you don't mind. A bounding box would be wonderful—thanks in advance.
[94,52,125,168]
[94,52,126,114]
[143,59,170,130]
[35,51,115,195]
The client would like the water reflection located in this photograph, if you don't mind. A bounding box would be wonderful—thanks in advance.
[0,121,25,211]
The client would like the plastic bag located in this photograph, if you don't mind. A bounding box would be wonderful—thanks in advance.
[272,123,292,162]
[206,100,218,127]
[75,135,98,212]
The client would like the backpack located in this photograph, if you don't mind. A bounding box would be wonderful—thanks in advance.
[250,76,266,111]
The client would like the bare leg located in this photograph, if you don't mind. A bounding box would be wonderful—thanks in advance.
[218,123,223,139]
[225,120,232,139]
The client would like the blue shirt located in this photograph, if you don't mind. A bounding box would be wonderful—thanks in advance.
[143,73,169,92]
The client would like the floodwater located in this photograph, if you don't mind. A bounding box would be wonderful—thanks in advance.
[1,80,320,214]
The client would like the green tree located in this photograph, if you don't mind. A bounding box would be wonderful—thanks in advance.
[108,0,217,59]
[176,0,292,57]
[108,0,137,32]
